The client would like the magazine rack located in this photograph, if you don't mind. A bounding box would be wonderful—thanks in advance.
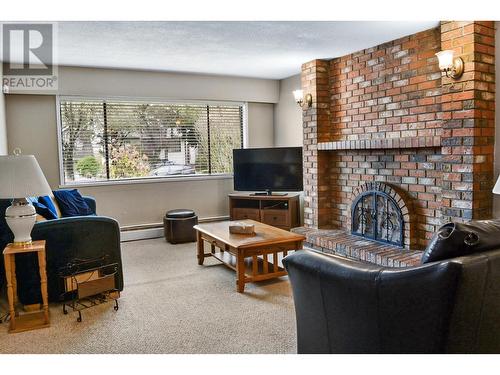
[59,255,120,322]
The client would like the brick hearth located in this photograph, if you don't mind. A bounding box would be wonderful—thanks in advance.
[299,21,495,262]
[292,227,423,267]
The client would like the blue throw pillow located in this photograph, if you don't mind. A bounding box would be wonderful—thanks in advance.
[52,189,94,217]
[31,201,58,220]
[37,196,59,219]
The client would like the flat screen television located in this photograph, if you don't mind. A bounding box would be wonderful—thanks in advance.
[233,147,303,195]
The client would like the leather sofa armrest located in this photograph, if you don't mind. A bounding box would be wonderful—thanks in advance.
[33,215,118,236]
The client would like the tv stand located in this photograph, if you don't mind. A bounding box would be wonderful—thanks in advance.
[229,192,300,231]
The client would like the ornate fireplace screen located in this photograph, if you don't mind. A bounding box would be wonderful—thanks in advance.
[352,191,404,247]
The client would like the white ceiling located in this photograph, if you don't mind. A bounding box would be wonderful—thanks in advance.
[55,21,439,80]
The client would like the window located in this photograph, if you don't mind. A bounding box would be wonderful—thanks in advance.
[58,98,245,184]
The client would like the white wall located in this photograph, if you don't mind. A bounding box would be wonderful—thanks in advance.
[5,67,278,227]
[273,74,304,224]
[58,66,279,103]
[494,22,500,218]
[5,95,60,185]
[247,103,274,147]
[0,63,7,155]
[273,74,303,147]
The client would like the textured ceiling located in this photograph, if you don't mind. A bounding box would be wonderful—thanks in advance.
[51,21,440,79]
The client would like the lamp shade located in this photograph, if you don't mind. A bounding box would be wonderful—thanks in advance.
[0,155,52,198]
[435,50,454,70]
[493,175,500,195]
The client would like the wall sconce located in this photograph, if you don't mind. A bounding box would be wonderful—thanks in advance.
[435,50,464,79]
[293,89,312,108]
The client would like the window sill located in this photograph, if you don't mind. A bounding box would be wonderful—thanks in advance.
[59,173,234,189]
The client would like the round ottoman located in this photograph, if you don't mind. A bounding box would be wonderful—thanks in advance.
[163,209,198,244]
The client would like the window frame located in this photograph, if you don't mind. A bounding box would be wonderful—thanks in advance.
[56,95,248,188]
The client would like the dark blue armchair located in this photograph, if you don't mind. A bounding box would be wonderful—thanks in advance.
[0,196,124,305]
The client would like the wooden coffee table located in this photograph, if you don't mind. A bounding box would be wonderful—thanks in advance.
[194,220,305,292]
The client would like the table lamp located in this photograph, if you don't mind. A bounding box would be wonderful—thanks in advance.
[0,151,52,246]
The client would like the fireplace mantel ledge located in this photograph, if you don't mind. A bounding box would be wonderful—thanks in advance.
[318,136,441,151]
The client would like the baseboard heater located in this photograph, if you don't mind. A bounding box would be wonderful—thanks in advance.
[120,216,229,242]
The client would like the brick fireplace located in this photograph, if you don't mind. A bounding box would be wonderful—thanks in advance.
[297,21,495,261]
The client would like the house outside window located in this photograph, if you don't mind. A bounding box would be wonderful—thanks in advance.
[57,97,246,185]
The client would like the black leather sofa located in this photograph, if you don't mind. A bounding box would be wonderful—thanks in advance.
[0,196,124,305]
[283,248,500,354]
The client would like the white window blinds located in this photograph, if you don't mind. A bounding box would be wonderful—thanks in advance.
[58,98,244,184]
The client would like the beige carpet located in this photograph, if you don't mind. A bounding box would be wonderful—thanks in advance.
[0,238,296,354]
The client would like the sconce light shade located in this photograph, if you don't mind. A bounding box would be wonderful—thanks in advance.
[436,50,454,70]
[292,89,312,108]
[293,89,304,104]
[435,50,464,79]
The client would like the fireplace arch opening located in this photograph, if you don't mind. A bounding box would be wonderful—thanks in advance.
[351,183,409,248]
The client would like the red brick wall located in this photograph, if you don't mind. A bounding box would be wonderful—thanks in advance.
[301,23,495,249]
[327,28,442,144]
[440,21,495,221]
[302,60,332,228]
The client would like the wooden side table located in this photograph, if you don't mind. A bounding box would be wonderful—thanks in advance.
[3,240,50,333]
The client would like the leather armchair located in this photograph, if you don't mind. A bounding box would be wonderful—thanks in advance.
[283,249,500,354]
[0,196,124,305]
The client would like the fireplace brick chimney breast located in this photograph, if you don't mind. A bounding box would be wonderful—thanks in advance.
[301,22,495,250]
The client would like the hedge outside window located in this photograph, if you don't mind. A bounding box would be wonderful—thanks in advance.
[58,98,245,184]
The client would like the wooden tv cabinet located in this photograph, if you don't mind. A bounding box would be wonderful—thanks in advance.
[229,193,300,231]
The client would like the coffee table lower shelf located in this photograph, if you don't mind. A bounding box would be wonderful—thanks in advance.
[211,251,288,283]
